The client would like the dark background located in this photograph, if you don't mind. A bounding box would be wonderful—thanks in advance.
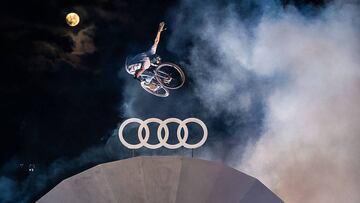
[0,0,327,202]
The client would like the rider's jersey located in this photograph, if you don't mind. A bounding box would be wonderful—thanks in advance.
[125,45,157,75]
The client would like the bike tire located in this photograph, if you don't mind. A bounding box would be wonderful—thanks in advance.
[140,81,169,97]
[155,62,185,90]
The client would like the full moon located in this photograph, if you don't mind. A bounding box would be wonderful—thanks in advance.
[66,12,80,27]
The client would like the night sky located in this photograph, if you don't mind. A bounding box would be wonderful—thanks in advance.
[3,0,355,202]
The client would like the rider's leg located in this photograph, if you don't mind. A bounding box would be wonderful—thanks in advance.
[135,57,151,78]
[136,57,153,82]
[143,57,151,70]
[140,58,159,91]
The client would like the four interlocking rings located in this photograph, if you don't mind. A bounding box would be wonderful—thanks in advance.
[118,118,208,149]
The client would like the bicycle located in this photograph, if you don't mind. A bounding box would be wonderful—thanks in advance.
[125,57,185,97]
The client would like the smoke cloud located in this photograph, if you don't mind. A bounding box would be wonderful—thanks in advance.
[1,0,358,202]
[168,0,360,202]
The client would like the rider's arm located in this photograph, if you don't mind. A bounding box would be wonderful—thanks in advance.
[150,22,165,55]
[154,29,162,47]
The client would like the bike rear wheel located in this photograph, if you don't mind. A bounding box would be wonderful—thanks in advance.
[155,62,185,90]
[140,81,169,97]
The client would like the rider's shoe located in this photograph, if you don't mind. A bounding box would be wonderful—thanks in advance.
[148,83,159,92]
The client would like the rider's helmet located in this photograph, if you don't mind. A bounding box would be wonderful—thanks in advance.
[151,55,162,64]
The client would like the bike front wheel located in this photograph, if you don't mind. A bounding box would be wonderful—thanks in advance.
[155,62,185,90]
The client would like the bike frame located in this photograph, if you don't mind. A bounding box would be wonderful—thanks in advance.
[140,62,171,85]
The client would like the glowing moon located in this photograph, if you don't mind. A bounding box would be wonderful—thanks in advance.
[66,12,80,27]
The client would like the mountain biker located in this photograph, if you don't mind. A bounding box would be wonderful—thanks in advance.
[125,22,166,82]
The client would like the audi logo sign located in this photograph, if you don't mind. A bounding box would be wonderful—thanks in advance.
[118,118,208,149]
